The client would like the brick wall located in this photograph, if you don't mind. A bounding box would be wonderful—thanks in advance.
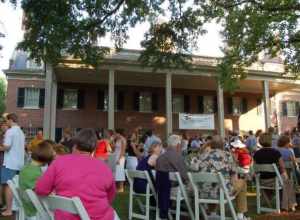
[6,78,45,128]
[7,79,291,139]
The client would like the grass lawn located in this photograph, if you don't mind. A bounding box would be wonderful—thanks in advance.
[0,189,299,219]
[113,189,300,220]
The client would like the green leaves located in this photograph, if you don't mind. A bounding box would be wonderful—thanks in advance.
[2,0,300,91]
[0,78,6,115]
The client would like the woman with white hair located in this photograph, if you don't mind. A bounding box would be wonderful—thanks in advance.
[155,134,188,219]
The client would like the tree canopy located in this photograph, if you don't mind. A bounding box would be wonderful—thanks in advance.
[2,0,300,91]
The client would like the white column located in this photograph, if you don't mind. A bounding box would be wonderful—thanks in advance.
[108,69,115,130]
[166,73,173,136]
[217,81,225,138]
[43,63,56,139]
[263,80,271,130]
[49,80,57,140]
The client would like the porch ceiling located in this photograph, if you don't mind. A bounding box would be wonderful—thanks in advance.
[54,67,298,93]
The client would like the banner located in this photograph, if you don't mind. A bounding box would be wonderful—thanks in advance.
[179,113,215,130]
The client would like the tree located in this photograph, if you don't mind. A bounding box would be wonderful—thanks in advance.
[3,0,300,91]
[0,78,6,115]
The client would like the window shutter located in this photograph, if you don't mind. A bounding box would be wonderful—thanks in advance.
[39,88,45,108]
[227,97,233,114]
[296,102,300,115]
[152,93,159,112]
[17,88,25,108]
[197,96,204,113]
[133,92,140,111]
[97,90,105,110]
[117,91,125,111]
[282,102,287,116]
[55,128,62,143]
[184,95,190,113]
[77,90,85,109]
[57,89,64,109]
[213,96,218,113]
[241,98,248,114]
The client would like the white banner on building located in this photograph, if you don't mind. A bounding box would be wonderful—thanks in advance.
[179,113,215,130]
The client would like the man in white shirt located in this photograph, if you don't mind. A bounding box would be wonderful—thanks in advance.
[0,113,25,216]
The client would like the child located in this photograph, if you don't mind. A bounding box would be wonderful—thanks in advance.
[231,139,252,174]
[19,140,55,219]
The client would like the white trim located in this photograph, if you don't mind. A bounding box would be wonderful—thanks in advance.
[7,77,45,81]
[61,108,78,111]
[22,107,40,110]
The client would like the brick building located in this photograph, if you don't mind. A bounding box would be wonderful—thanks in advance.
[4,49,300,141]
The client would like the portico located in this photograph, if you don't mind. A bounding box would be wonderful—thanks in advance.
[42,49,300,140]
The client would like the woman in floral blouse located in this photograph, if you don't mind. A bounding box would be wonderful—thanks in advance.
[186,135,249,220]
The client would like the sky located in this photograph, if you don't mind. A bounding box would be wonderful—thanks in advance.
[0,2,224,76]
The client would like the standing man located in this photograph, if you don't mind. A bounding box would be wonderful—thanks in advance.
[0,113,25,216]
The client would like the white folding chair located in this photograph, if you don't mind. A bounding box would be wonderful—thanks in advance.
[188,172,238,220]
[25,189,51,220]
[7,180,25,220]
[166,172,195,220]
[125,169,156,220]
[39,194,90,220]
[253,163,283,214]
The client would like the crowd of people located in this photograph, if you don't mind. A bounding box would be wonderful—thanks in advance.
[0,111,300,220]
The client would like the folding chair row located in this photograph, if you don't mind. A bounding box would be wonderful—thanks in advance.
[8,179,92,220]
[126,169,195,220]
[126,169,242,220]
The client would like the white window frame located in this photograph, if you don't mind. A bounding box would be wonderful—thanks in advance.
[172,95,184,113]
[102,91,118,112]
[287,101,297,117]
[139,92,152,113]
[24,88,40,109]
[203,96,214,114]
[232,97,242,115]
[63,89,78,110]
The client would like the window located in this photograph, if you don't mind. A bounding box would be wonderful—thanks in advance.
[204,96,214,113]
[172,95,184,113]
[101,91,118,111]
[139,92,152,112]
[24,88,40,108]
[232,97,242,115]
[63,89,78,109]
[286,101,298,117]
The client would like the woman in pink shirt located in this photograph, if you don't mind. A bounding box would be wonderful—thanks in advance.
[35,128,117,220]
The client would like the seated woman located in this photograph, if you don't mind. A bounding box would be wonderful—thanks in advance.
[254,133,297,211]
[35,128,117,220]
[19,140,55,219]
[133,139,162,194]
[230,139,252,175]
[276,135,296,162]
[187,135,249,220]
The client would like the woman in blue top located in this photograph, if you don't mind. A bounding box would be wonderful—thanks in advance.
[277,135,295,162]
